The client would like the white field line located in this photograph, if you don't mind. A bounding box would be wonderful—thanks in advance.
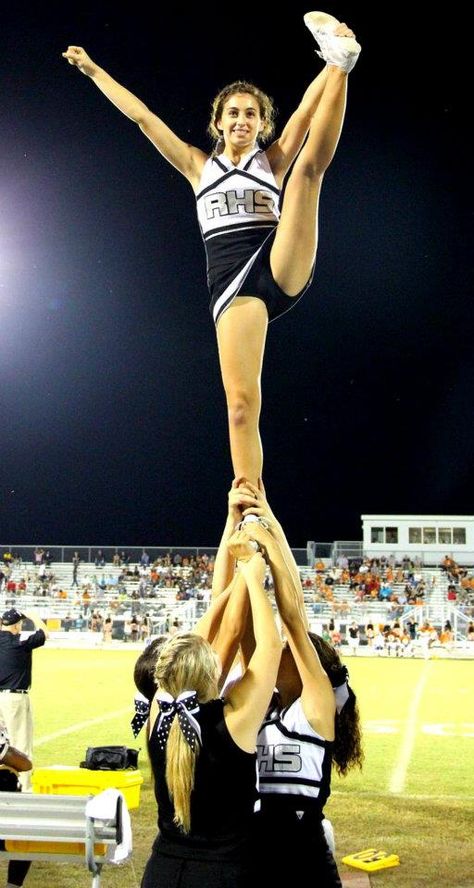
[331,789,474,802]
[35,707,131,745]
[389,661,431,794]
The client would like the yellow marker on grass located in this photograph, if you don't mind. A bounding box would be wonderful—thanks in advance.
[342,848,400,872]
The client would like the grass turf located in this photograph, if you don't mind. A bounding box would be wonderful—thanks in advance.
[1,648,472,887]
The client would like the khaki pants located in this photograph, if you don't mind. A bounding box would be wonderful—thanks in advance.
[0,693,33,790]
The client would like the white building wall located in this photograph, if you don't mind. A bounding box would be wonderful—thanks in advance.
[361,515,474,565]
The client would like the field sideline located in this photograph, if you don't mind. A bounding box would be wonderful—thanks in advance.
[1,649,473,887]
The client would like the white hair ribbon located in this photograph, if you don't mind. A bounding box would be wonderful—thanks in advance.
[334,681,350,714]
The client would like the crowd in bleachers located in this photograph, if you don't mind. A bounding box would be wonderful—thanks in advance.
[301,553,474,616]
[1,548,474,651]
[0,549,216,602]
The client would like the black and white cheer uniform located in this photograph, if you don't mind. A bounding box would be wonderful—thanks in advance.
[141,698,258,888]
[196,147,314,325]
[254,696,342,888]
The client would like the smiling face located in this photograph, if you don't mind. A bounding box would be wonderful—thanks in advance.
[217,93,263,153]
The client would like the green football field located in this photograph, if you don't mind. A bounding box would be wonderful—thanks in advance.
[2,648,473,887]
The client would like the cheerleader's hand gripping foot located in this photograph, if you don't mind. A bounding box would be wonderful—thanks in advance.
[227,527,261,563]
[304,11,361,73]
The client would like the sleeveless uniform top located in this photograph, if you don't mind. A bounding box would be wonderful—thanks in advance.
[257,696,333,815]
[149,697,258,861]
[195,148,313,325]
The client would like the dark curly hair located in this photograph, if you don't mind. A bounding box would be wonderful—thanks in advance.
[308,632,364,776]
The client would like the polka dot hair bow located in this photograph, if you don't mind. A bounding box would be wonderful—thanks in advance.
[131,692,151,738]
[155,690,202,751]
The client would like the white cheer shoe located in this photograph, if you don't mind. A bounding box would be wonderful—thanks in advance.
[304,11,361,73]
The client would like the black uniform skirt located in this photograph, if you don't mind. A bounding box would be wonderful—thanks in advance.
[209,226,314,325]
[141,835,253,888]
[252,808,342,888]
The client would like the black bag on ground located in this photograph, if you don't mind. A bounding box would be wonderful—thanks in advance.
[80,745,139,770]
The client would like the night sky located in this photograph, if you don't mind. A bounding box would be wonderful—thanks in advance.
[1,3,471,549]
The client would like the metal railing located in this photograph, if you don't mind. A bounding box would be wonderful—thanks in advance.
[0,544,310,567]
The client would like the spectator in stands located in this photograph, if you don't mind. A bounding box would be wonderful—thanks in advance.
[419,620,438,658]
[347,621,360,656]
[63,614,73,632]
[467,622,474,642]
[379,579,392,601]
[140,615,151,643]
[168,618,182,636]
[385,630,401,657]
[365,623,375,648]
[440,554,456,572]
[94,550,106,567]
[397,631,412,657]
[373,629,386,655]
[140,551,150,568]
[440,621,454,648]
[129,616,140,643]
[81,588,91,614]
[447,584,457,602]
[102,616,113,643]
[0,724,33,887]
[329,619,342,649]
[6,579,17,595]
[71,551,80,587]
[33,548,44,567]
[321,625,331,644]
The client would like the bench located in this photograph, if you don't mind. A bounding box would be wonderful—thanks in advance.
[0,789,127,887]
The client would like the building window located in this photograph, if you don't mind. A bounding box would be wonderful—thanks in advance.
[385,527,398,544]
[438,528,452,545]
[423,527,436,544]
[453,528,466,544]
[409,528,422,544]
[371,527,384,543]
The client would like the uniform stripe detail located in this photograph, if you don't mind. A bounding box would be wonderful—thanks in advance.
[261,776,322,788]
[203,221,277,242]
[262,717,328,748]
[196,170,280,201]
[213,157,227,172]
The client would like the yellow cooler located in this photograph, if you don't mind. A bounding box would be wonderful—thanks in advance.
[32,765,143,809]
